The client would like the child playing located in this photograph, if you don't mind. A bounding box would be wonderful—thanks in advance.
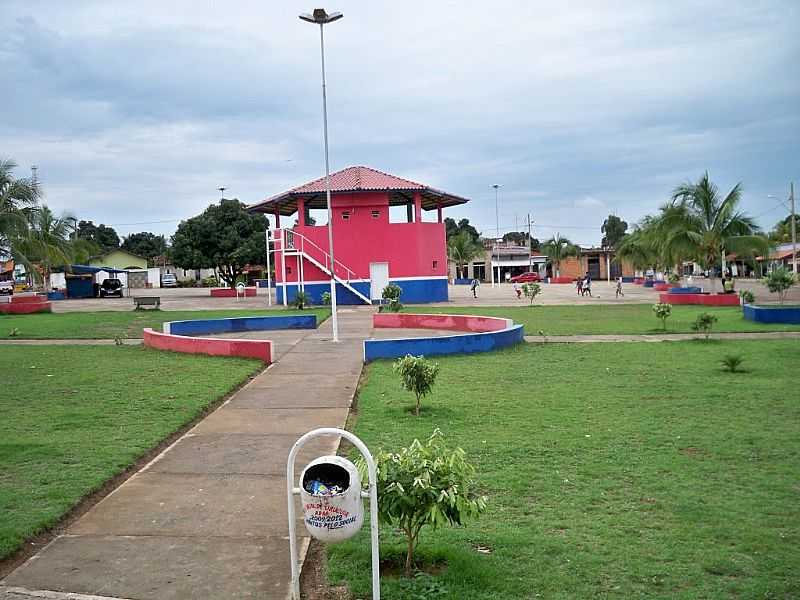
[615,277,624,298]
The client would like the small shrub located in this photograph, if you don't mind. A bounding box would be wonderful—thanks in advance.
[382,282,403,312]
[691,312,718,340]
[668,273,681,284]
[394,354,439,416]
[356,429,487,577]
[201,276,219,288]
[762,268,796,304]
[9,328,20,337]
[114,335,124,346]
[738,289,755,304]
[537,329,548,344]
[293,290,309,310]
[652,302,672,330]
[321,291,331,305]
[522,282,541,305]
[721,354,744,373]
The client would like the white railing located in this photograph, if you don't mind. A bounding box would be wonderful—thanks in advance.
[279,228,359,282]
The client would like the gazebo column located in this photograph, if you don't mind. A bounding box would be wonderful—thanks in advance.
[297,198,305,226]
[274,209,281,229]
[437,204,443,223]
[413,191,422,224]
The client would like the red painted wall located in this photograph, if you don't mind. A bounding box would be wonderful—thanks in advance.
[658,293,740,306]
[210,287,257,297]
[143,328,272,363]
[275,192,446,283]
[374,313,511,333]
[0,300,52,314]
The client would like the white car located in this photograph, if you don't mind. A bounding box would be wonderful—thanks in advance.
[161,273,178,288]
[0,280,13,295]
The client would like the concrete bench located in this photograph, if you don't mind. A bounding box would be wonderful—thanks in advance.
[133,296,161,310]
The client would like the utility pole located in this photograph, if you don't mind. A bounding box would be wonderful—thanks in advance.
[791,182,797,275]
[31,165,38,184]
[527,213,533,273]
[492,184,502,287]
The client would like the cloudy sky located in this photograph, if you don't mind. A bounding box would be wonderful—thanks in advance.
[3,0,798,245]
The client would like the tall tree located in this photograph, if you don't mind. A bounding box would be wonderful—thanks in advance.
[542,234,579,278]
[444,217,480,242]
[502,231,540,250]
[121,232,168,263]
[77,220,120,252]
[171,199,269,286]
[601,215,628,248]
[447,231,484,279]
[13,206,74,291]
[662,172,768,289]
[769,214,794,244]
[0,158,40,258]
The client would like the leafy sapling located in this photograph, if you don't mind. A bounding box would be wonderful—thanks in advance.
[381,283,403,313]
[721,354,744,373]
[394,354,440,416]
[522,282,542,305]
[321,291,331,305]
[738,289,755,304]
[652,302,672,331]
[691,312,718,340]
[293,290,309,310]
[356,429,487,577]
[762,268,796,304]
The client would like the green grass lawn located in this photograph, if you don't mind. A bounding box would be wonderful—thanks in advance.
[405,304,800,335]
[0,345,261,560]
[331,340,800,599]
[0,308,330,339]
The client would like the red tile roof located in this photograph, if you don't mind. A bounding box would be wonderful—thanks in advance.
[249,165,469,216]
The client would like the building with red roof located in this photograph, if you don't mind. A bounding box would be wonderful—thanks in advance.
[249,166,469,304]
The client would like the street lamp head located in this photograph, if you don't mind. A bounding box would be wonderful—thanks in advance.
[492,184,502,189]
[299,9,343,24]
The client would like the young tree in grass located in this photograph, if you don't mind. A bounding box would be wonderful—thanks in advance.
[762,267,795,304]
[691,312,718,340]
[542,233,579,278]
[394,354,439,416]
[357,429,487,577]
[652,302,672,330]
[522,282,541,305]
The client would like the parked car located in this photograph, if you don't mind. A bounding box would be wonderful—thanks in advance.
[509,272,541,284]
[99,278,124,298]
[161,273,178,288]
[0,280,13,295]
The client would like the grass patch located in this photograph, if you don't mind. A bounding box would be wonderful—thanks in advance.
[331,340,800,599]
[405,304,800,335]
[0,345,261,559]
[0,308,330,339]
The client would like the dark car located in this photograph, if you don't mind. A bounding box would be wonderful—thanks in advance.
[99,278,124,298]
[509,272,541,284]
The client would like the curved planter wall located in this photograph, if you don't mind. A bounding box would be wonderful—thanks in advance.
[743,304,800,324]
[0,297,52,314]
[143,328,272,363]
[164,315,317,335]
[210,287,257,298]
[364,313,524,362]
[658,293,740,306]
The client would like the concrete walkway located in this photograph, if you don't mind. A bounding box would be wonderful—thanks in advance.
[524,331,800,343]
[1,308,374,600]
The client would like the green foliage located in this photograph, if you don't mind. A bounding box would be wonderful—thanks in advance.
[721,354,744,373]
[447,231,484,279]
[201,275,219,287]
[170,199,269,286]
[394,571,448,598]
[394,354,440,416]
[444,217,480,243]
[762,267,796,304]
[521,282,541,305]
[76,220,120,252]
[293,290,310,310]
[121,231,168,263]
[542,234,579,278]
[738,289,755,304]
[8,328,20,337]
[321,291,331,305]
[668,273,681,284]
[691,312,719,340]
[601,214,628,248]
[652,302,672,330]
[381,282,403,312]
[356,429,487,577]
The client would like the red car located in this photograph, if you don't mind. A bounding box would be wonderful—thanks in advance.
[509,272,541,283]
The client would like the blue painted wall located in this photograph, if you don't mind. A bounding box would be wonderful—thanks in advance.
[276,278,448,305]
[363,324,525,362]
[669,287,703,294]
[743,304,800,324]
[167,314,317,336]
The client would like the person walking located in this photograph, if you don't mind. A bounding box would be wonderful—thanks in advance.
[583,272,593,297]
[615,276,624,298]
[470,278,480,298]
[513,281,522,299]
[576,278,583,296]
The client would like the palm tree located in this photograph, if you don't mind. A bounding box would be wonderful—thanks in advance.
[664,172,768,290]
[13,206,74,291]
[542,234,579,278]
[447,231,483,279]
[615,226,657,274]
[1,158,40,257]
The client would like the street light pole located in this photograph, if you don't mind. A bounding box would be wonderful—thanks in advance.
[791,182,797,275]
[492,184,502,287]
[300,8,343,343]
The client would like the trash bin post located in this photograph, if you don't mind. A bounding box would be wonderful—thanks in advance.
[286,427,380,600]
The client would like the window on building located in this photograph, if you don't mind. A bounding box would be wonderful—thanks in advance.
[371,210,380,219]
[388,204,411,223]
[341,211,350,221]
[432,260,438,269]
[472,262,486,281]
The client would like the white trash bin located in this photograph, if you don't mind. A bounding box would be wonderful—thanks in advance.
[300,455,364,543]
